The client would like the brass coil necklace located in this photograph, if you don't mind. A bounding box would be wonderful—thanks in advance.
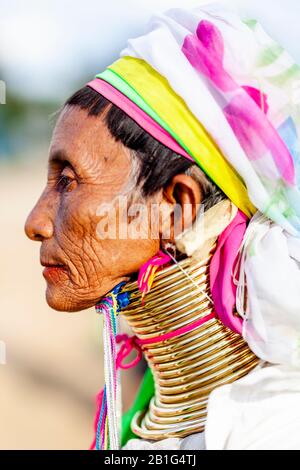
[121,249,259,441]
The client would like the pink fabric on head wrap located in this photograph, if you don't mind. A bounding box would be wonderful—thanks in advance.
[87,78,192,161]
[210,209,248,335]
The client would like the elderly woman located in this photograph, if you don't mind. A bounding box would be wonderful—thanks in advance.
[25,5,300,450]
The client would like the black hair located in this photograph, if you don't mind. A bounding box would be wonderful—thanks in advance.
[65,86,224,209]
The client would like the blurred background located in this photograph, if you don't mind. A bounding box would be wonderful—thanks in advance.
[0,0,299,450]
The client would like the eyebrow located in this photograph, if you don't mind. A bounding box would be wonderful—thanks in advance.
[48,149,78,174]
[49,149,69,164]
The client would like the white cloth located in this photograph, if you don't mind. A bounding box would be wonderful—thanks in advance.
[206,362,300,450]
[236,212,300,366]
[123,432,205,450]
[124,363,300,450]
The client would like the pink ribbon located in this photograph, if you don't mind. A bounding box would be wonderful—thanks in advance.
[116,334,143,369]
[210,210,247,334]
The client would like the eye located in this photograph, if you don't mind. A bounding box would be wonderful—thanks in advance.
[56,166,77,193]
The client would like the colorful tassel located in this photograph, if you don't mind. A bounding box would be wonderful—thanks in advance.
[137,250,171,301]
[92,282,130,450]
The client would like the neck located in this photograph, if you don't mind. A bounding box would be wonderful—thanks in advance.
[121,247,259,440]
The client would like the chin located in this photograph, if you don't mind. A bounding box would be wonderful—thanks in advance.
[45,285,92,312]
[44,275,131,312]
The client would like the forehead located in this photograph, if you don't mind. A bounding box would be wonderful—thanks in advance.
[49,105,125,167]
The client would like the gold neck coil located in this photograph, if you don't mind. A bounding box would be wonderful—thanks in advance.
[121,249,259,441]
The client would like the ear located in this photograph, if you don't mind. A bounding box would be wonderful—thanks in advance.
[159,174,202,242]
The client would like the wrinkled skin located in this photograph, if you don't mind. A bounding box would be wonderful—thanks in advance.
[25,106,201,312]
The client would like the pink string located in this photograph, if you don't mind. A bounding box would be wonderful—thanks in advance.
[138,311,216,346]
[137,250,172,298]
[90,334,143,450]
[89,389,104,450]
[116,334,143,369]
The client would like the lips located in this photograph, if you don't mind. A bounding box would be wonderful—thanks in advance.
[41,260,68,283]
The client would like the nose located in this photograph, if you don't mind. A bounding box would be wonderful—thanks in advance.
[25,198,54,242]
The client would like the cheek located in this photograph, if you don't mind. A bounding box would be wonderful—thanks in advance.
[96,238,160,280]
[54,194,100,278]
[95,202,160,277]
[52,190,138,283]
[118,239,160,276]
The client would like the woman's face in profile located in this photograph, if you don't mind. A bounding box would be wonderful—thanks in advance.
[24,106,160,312]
